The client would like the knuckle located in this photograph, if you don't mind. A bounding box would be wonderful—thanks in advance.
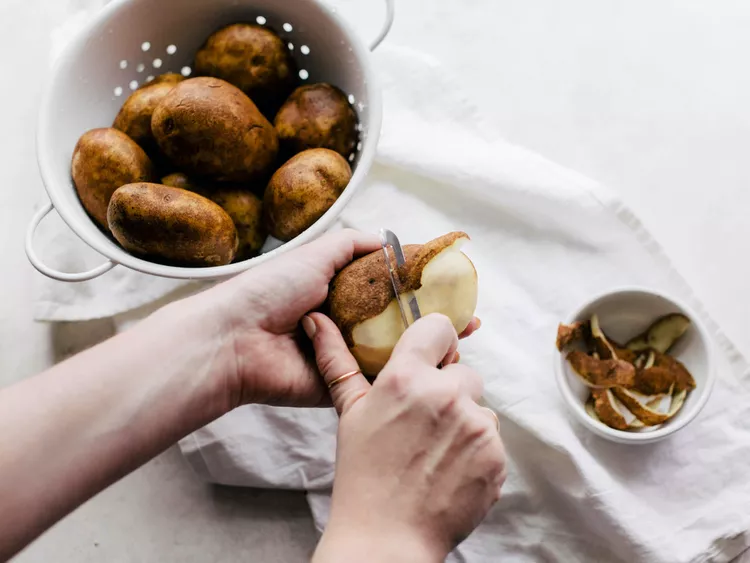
[380,363,414,399]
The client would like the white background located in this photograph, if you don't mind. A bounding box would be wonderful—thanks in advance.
[3,0,750,560]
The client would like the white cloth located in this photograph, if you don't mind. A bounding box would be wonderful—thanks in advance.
[39,8,750,563]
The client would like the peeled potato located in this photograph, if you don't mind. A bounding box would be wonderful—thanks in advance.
[329,232,478,376]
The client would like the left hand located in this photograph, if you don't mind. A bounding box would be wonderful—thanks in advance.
[201,229,481,409]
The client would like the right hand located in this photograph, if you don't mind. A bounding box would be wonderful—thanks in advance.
[306,313,506,563]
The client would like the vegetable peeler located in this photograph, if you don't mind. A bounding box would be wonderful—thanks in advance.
[379,228,421,329]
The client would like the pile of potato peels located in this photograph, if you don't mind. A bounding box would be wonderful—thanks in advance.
[557,313,696,431]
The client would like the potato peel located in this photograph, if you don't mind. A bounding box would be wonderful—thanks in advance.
[625,313,691,354]
[556,321,590,351]
[590,314,617,360]
[563,311,696,433]
[567,350,636,388]
[591,389,643,430]
[612,387,672,426]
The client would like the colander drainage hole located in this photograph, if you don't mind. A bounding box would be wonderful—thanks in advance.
[129,80,139,90]
[283,23,293,32]
[288,42,294,50]
[119,60,128,69]
[136,63,145,73]
[167,44,177,55]
[153,58,163,68]
[141,41,151,52]
[300,45,310,55]
[348,94,355,104]
[114,86,123,97]
[146,75,155,83]
[348,153,355,162]
[256,16,266,25]
[299,69,309,80]
[181,66,192,77]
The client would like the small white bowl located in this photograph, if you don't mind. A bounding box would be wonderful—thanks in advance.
[554,288,716,444]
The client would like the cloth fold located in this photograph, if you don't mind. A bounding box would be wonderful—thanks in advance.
[37,9,750,563]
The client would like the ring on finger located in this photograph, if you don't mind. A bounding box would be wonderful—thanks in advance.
[483,407,500,432]
[328,369,362,390]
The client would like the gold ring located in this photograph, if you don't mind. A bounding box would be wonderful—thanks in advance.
[328,370,362,390]
[484,407,500,432]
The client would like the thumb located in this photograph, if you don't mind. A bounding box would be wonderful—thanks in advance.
[302,313,370,416]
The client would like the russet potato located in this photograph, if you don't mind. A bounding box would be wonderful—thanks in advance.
[274,83,357,158]
[194,23,296,118]
[151,77,278,182]
[329,232,479,376]
[263,148,351,242]
[113,72,185,157]
[71,128,155,230]
[107,182,238,266]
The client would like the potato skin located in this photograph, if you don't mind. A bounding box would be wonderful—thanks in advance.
[211,190,265,260]
[161,172,209,196]
[194,23,296,118]
[71,128,155,229]
[161,173,265,260]
[151,77,279,182]
[139,72,184,89]
[113,73,185,155]
[107,182,238,266]
[264,148,351,241]
[274,83,357,158]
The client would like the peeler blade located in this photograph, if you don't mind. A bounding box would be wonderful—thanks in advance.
[379,228,422,328]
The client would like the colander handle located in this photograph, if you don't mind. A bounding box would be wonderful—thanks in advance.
[369,0,395,51]
[25,202,117,282]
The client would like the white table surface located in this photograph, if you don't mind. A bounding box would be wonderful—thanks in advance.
[3,0,750,560]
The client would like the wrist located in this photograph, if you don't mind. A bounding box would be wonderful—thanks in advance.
[148,290,241,417]
[314,521,446,563]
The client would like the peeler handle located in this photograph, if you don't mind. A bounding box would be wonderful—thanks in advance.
[369,0,395,51]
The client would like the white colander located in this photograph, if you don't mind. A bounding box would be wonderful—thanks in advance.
[27,0,394,282]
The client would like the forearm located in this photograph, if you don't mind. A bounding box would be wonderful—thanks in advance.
[0,294,233,559]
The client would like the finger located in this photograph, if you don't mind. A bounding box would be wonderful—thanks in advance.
[459,317,481,339]
[303,313,371,415]
[390,313,459,368]
[438,363,484,401]
[300,229,381,275]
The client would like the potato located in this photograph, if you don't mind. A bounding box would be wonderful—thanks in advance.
[274,83,358,158]
[140,73,185,89]
[161,173,265,260]
[71,128,155,229]
[161,172,209,196]
[113,73,185,157]
[152,77,278,182]
[107,182,238,266]
[211,190,265,260]
[194,23,296,118]
[329,233,478,376]
[264,148,351,241]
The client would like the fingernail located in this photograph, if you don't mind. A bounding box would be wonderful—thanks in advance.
[453,351,461,363]
[302,316,317,339]
[475,317,482,329]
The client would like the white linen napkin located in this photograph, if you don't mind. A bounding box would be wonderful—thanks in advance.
[37,7,750,562]
[176,49,750,563]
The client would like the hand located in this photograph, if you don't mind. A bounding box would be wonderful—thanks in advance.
[307,313,506,563]
[200,229,481,409]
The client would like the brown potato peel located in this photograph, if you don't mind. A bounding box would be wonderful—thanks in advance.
[567,350,636,388]
[558,312,696,431]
